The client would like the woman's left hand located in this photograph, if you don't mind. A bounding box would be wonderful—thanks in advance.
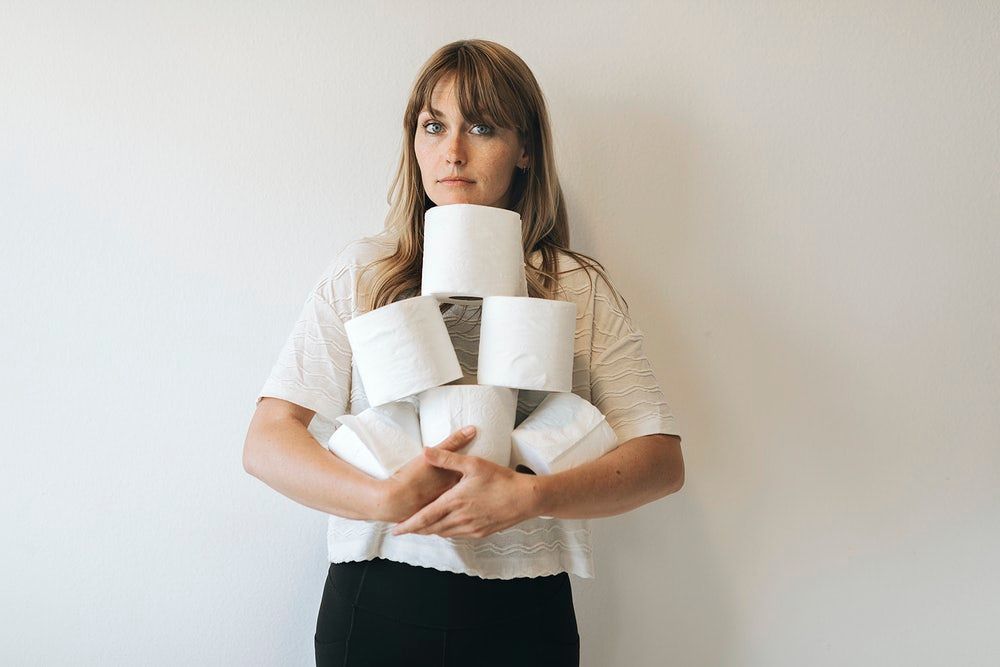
[390,446,542,539]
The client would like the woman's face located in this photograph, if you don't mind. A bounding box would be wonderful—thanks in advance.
[415,75,529,209]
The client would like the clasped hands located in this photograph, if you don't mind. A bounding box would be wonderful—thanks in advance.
[379,426,543,539]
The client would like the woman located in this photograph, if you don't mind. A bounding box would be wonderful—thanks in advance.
[244,39,685,667]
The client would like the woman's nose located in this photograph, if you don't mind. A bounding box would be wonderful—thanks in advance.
[445,133,466,165]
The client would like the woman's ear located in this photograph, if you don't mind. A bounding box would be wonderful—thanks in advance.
[517,147,530,170]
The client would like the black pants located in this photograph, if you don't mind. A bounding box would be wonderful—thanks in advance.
[314,557,580,666]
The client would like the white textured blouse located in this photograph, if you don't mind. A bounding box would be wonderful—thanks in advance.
[257,233,682,580]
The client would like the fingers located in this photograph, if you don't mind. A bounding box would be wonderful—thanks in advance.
[424,445,481,475]
[435,425,477,452]
[413,513,465,537]
[392,489,455,535]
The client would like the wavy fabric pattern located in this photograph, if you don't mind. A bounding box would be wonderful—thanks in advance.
[257,234,681,580]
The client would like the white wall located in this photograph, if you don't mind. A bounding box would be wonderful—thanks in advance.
[3,2,998,665]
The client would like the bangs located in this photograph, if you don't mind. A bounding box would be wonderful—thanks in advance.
[416,59,526,133]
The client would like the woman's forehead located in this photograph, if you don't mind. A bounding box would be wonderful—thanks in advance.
[418,103,452,116]
[420,96,492,120]
[418,96,489,123]
[417,72,517,128]
[423,79,460,112]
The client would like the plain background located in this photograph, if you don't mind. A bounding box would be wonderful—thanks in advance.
[3,2,998,665]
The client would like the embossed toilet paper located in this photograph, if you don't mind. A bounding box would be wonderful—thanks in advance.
[327,398,424,479]
[477,296,577,392]
[344,295,463,407]
[417,384,518,468]
[421,203,528,304]
[510,391,619,475]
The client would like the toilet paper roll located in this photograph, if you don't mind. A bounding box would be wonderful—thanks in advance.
[477,296,577,392]
[344,295,463,407]
[421,204,527,304]
[326,398,424,480]
[510,392,619,475]
[417,384,518,468]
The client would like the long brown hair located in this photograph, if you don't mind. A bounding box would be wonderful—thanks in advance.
[360,39,627,317]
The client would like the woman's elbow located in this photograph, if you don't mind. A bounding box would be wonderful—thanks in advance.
[660,434,685,493]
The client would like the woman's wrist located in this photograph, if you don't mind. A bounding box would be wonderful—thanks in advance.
[369,477,398,523]
[518,470,551,519]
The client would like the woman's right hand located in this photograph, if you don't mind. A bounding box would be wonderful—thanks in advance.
[377,426,477,525]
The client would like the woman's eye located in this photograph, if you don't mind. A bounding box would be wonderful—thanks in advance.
[422,121,492,136]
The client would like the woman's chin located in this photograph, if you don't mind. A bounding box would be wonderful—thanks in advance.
[434,194,485,206]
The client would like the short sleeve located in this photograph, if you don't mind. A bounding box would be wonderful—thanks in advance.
[588,271,682,444]
[256,284,352,437]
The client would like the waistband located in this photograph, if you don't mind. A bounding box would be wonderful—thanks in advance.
[327,557,571,629]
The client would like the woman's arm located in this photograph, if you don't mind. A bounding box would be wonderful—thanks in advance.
[389,433,684,537]
[243,398,386,520]
[533,433,684,519]
[244,397,480,522]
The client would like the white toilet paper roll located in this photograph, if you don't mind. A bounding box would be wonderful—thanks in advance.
[344,295,463,407]
[327,424,385,479]
[477,296,577,392]
[417,384,518,468]
[510,392,619,475]
[421,204,527,304]
[326,398,424,480]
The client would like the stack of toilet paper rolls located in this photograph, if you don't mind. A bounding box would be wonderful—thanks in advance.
[328,204,620,518]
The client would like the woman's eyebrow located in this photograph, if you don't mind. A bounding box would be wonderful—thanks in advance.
[419,107,496,127]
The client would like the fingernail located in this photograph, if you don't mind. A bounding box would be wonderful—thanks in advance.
[462,425,476,436]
